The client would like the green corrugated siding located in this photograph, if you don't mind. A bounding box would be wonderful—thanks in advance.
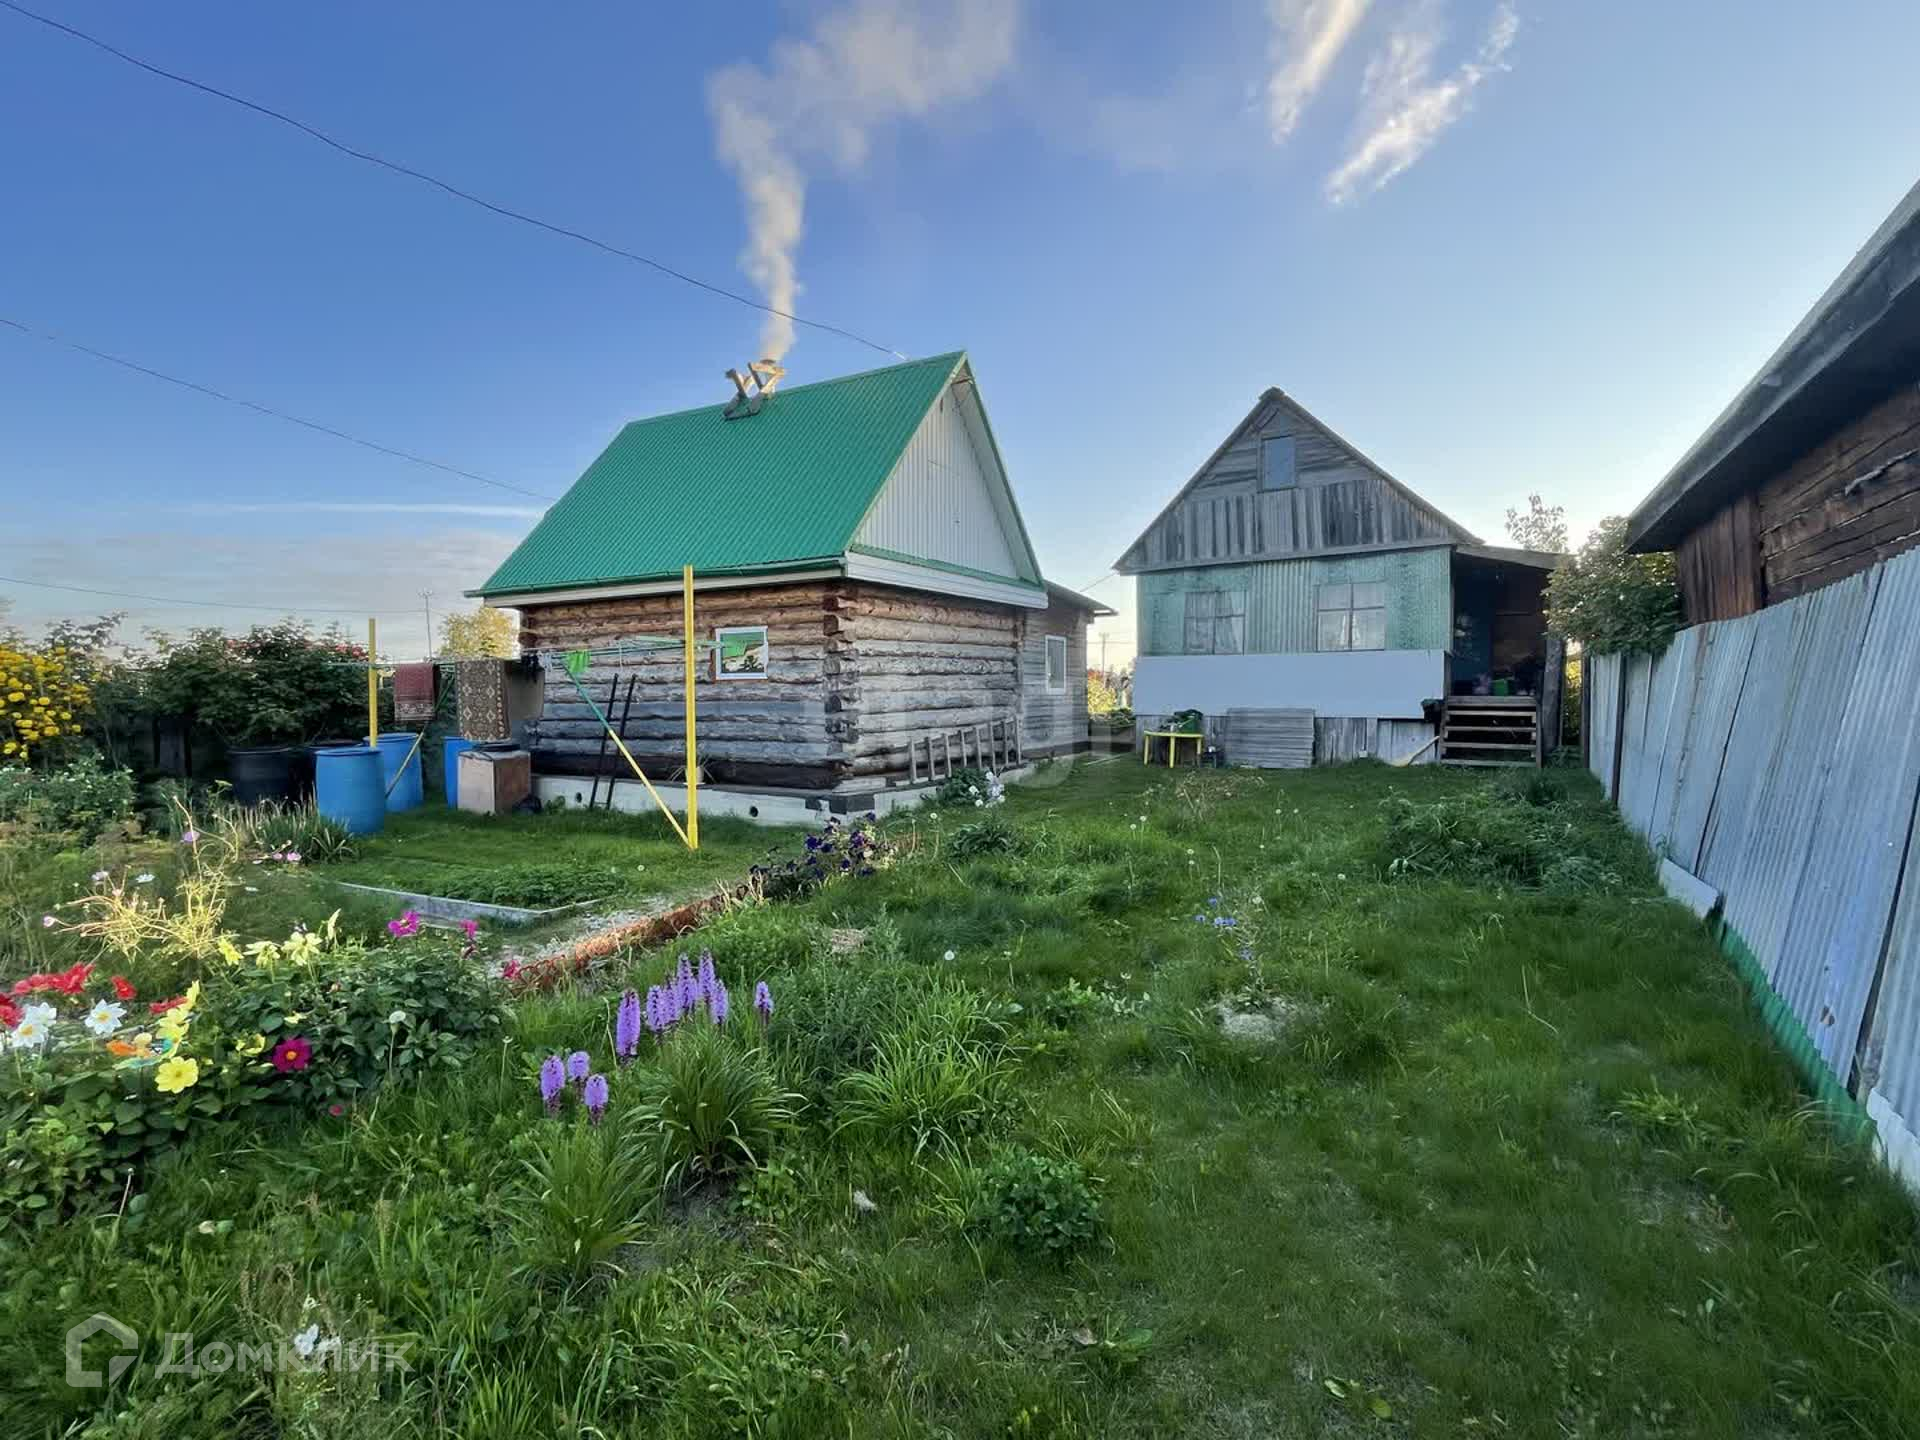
[477,353,965,596]
[1138,547,1451,655]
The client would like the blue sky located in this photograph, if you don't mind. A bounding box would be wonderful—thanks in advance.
[3,1,1918,663]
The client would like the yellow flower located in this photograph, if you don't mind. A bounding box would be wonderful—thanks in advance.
[216,937,244,965]
[6,692,21,703]
[284,1011,307,1025]
[237,1032,267,1058]
[284,930,321,964]
[155,1057,199,1094]
[156,1010,191,1045]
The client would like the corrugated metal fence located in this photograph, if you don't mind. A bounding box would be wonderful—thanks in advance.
[1589,543,1920,1188]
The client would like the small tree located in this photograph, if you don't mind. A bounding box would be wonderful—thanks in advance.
[1505,494,1568,553]
[440,608,518,659]
[1546,517,1680,655]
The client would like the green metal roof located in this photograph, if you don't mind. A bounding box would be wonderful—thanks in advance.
[476,351,969,597]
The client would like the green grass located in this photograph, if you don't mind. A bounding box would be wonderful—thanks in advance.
[5,759,1919,1438]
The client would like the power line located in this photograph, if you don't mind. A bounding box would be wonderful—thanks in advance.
[0,315,556,502]
[0,572,417,617]
[0,0,904,360]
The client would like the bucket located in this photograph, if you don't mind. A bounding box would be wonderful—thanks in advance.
[443,738,475,807]
[376,732,425,812]
[315,745,386,835]
[228,745,295,806]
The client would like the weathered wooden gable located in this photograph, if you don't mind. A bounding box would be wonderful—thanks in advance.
[1117,392,1470,572]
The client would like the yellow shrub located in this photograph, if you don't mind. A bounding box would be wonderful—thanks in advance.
[0,642,91,764]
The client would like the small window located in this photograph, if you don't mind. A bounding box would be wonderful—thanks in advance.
[1045,634,1068,693]
[1182,589,1246,654]
[1260,436,1297,491]
[1316,580,1387,651]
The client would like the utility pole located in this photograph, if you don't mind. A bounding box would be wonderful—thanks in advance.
[419,590,435,660]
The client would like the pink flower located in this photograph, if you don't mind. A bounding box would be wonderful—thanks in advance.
[459,918,479,941]
[284,851,301,865]
[387,910,421,939]
[41,915,56,929]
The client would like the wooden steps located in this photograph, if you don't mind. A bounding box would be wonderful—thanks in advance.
[1440,697,1539,768]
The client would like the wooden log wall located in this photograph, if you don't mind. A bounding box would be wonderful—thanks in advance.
[1019,594,1089,752]
[1756,381,1920,606]
[514,580,1051,790]
[517,583,846,790]
[837,587,1022,778]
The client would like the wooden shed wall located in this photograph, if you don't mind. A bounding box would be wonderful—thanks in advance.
[516,582,845,790]
[1675,493,1764,624]
[1118,394,1461,572]
[1756,381,1920,605]
[515,580,1048,791]
[1019,596,1090,754]
[1670,382,1920,621]
[837,586,1022,779]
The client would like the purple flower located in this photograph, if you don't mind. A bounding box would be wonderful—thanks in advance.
[643,984,665,1035]
[1212,915,1238,928]
[708,981,731,1025]
[584,1072,609,1125]
[616,989,642,1062]
[676,963,698,1019]
[754,980,774,1024]
[697,949,717,1001]
[567,1050,591,1086]
[180,829,199,846]
[539,1054,565,1114]
[387,910,420,939]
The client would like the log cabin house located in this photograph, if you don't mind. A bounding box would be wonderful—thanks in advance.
[1114,390,1564,766]
[470,351,1110,817]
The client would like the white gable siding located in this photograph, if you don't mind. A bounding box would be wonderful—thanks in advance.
[856,381,1029,580]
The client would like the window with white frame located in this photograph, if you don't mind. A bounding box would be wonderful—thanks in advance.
[1044,634,1068,693]
[1182,588,1247,654]
[1316,581,1387,651]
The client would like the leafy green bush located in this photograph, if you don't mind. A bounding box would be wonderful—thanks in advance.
[1546,515,1680,655]
[970,1149,1101,1256]
[212,933,505,1110]
[0,754,134,840]
[694,905,826,975]
[947,811,1023,857]
[217,799,357,863]
[510,1119,659,1293]
[768,960,915,1102]
[933,766,1004,808]
[834,1007,1013,1160]
[1381,791,1563,889]
[750,813,892,900]
[636,1023,796,1189]
[345,858,618,907]
[141,621,372,747]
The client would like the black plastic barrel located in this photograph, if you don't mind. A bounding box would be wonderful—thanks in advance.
[228,745,295,805]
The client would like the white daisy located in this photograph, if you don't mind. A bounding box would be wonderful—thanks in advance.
[292,1323,320,1358]
[10,1017,49,1049]
[84,1001,125,1037]
[134,873,155,885]
[21,1001,57,1029]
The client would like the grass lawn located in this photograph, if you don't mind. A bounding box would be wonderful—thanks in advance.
[314,806,806,916]
[6,759,1918,1438]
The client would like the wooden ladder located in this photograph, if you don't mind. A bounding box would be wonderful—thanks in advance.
[907,716,1022,784]
[1439,696,1541,768]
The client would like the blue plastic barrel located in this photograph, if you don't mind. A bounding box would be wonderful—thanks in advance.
[376,732,425,812]
[443,737,475,808]
[314,745,387,835]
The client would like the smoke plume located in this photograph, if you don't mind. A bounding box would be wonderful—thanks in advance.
[707,0,1020,361]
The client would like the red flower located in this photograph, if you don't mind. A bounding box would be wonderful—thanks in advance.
[150,994,187,1016]
[10,961,93,999]
[0,996,19,1030]
[328,1102,345,1117]
[271,1036,312,1073]
[111,975,137,1001]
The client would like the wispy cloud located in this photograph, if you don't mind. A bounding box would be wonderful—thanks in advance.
[706,0,1020,361]
[1266,0,1373,142]
[185,501,546,519]
[1325,1,1519,205]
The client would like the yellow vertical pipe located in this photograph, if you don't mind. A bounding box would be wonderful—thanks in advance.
[683,564,699,851]
[366,618,379,747]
